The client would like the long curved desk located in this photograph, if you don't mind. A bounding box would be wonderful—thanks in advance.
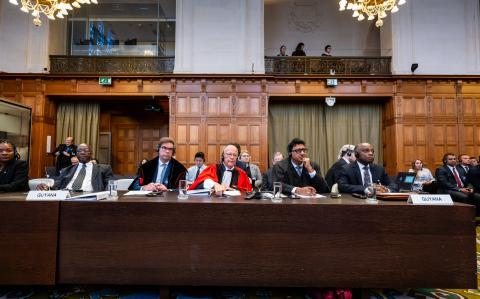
[0,192,476,288]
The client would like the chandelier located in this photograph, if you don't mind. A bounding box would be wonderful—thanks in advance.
[8,0,98,26]
[339,0,406,27]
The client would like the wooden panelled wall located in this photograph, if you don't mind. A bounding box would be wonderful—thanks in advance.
[1,75,479,178]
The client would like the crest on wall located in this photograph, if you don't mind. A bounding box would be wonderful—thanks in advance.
[288,0,323,33]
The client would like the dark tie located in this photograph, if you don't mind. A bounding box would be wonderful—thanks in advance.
[72,163,86,190]
[363,166,371,188]
[452,168,463,188]
[465,166,469,173]
[195,167,201,179]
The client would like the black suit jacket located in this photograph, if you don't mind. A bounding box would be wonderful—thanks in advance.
[436,165,463,192]
[456,165,469,185]
[0,160,28,192]
[53,143,77,170]
[53,163,114,191]
[325,159,348,188]
[129,157,187,190]
[467,165,480,192]
[261,167,273,191]
[337,162,395,194]
[271,158,329,195]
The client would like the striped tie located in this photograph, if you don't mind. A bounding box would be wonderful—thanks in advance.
[71,164,86,190]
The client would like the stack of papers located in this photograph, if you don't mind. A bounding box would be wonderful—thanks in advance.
[124,190,153,196]
[296,193,326,199]
[68,191,110,200]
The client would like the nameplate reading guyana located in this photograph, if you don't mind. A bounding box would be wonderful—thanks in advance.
[26,191,70,200]
[408,194,453,205]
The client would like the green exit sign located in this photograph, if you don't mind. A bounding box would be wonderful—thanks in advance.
[326,78,338,87]
[99,77,112,85]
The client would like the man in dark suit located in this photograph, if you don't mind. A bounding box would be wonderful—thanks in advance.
[272,138,329,196]
[337,143,395,195]
[38,143,114,191]
[129,137,187,191]
[261,151,284,191]
[467,164,480,193]
[436,153,480,212]
[456,154,471,184]
[53,136,76,172]
[325,144,356,188]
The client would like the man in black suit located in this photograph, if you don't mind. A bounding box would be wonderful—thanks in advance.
[436,153,480,212]
[53,136,76,172]
[38,143,114,191]
[325,144,356,188]
[467,164,480,193]
[272,138,329,196]
[337,143,395,195]
[261,151,284,191]
[456,154,471,184]
[129,137,187,191]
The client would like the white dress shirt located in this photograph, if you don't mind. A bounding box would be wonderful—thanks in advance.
[66,162,94,192]
[204,165,234,189]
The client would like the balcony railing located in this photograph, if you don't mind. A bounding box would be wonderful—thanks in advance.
[49,56,175,74]
[49,56,391,75]
[265,56,391,76]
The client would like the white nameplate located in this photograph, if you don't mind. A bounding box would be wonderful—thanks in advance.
[26,190,70,201]
[408,194,453,205]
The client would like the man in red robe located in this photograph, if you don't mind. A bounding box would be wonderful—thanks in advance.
[189,144,252,194]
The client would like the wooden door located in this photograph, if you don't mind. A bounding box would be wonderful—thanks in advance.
[111,115,168,175]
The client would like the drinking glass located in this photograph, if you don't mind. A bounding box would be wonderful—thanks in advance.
[108,180,118,200]
[178,179,188,200]
[366,183,378,203]
[272,182,283,203]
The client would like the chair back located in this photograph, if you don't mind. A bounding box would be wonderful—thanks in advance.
[28,178,55,190]
[115,179,134,191]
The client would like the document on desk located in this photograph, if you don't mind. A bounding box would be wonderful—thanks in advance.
[124,190,153,196]
[296,193,326,199]
[187,189,210,195]
[68,191,109,200]
[224,190,241,196]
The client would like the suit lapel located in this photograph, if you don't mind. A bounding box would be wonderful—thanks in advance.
[353,164,362,185]
[92,164,99,190]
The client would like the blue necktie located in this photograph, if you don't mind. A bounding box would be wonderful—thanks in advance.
[296,166,302,176]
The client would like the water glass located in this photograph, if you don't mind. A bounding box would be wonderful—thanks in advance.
[366,183,377,203]
[108,180,118,200]
[177,179,188,200]
[272,182,283,203]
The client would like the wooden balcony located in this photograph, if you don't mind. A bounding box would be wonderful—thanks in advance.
[265,56,392,76]
[49,56,175,75]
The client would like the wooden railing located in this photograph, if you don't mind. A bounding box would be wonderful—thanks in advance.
[49,56,175,74]
[264,56,391,75]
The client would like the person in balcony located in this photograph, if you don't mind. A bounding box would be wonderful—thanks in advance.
[322,45,332,56]
[277,45,288,56]
[292,42,306,56]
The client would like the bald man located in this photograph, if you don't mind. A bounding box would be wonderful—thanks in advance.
[337,143,396,195]
[53,136,76,172]
[188,144,252,195]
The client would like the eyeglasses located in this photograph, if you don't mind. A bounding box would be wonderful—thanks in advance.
[160,146,174,152]
[292,148,308,153]
[77,148,90,153]
[224,153,238,157]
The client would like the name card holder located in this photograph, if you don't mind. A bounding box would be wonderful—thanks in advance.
[26,191,70,201]
[408,194,453,205]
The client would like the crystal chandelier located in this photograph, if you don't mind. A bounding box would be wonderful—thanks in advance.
[339,0,406,27]
[8,0,98,26]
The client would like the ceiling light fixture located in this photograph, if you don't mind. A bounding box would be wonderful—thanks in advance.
[339,0,406,27]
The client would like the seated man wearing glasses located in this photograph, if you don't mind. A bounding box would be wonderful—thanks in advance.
[129,137,187,191]
[189,144,252,195]
[37,143,114,192]
[272,138,329,196]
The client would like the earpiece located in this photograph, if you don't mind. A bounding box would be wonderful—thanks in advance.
[354,151,360,159]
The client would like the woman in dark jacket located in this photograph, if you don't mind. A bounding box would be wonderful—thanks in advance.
[0,140,28,192]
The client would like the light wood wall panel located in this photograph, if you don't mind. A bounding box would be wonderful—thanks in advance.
[3,75,480,177]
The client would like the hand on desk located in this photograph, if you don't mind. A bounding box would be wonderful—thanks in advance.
[142,183,167,192]
[295,186,317,196]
